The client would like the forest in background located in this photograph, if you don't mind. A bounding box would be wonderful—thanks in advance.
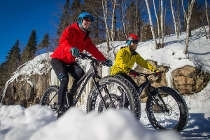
[0,0,209,92]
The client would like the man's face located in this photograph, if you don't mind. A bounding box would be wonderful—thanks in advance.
[82,18,92,30]
[129,41,138,51]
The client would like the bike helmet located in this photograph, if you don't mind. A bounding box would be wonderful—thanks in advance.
[126,33,139,45]
[77,11,94,25]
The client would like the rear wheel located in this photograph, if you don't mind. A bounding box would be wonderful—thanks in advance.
[113,74,141,118]
[146,86,188,131]
[86,76,140,119]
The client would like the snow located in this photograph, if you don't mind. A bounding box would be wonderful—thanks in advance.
[0,105,181,140]
[0,27,210,139]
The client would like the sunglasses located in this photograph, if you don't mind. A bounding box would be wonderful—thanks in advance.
[132,40,139,44]
[83,18,92,22]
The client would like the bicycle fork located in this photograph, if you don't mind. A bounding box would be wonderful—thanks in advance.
[148,88,169,113]
[92,78,115,109]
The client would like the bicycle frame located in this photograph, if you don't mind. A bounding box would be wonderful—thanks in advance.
[68,54,111,108]
[136,81,150,96]
[135,73,170,113]
[70,60,100,105]
[137,81,159,97]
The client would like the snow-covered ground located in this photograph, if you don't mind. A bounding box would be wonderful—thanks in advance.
[0,27,210,139]
[0,105,182,140]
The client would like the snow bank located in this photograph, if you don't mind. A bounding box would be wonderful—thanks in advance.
[0,105,181,140]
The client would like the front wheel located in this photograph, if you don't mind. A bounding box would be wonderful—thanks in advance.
[40,86,59,112]
[146,86,188,131]
[86,76,140,119]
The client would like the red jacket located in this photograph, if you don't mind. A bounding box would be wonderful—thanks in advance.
[51,22,106,64]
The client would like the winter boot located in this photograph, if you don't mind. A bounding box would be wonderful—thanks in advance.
[66,93,74,107]
[57,105,68,118]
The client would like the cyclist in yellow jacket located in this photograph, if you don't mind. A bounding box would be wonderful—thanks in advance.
[110,33,157,76]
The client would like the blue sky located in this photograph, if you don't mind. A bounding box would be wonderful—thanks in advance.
[0,0,65,64]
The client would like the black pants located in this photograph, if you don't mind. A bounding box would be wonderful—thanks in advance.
[51,58,84,106]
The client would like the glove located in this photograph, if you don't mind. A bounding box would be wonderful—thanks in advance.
[154,70,162,77]
[103,59,113,67]
[129,70,139,77]
[71,47,80,57]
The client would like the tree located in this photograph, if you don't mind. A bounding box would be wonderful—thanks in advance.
[57,0,72,38]
[71,0,81,21]
[83,0,106,43]
[145,0,158,49]
[190,1,206,30]
[205,0,210,39]
[153,0,160,39]
[110,0,117,41]
[184,0,195,54]
[6,40,21,73]
[0,40,21,90]
[102,0,111,50]
[160,0,165,48]
[119,0,127,39]
[170,0,181,38]
[21,30,37,63]
[125,2,138,34]
[37,34,50,51]
[0,62,8,90]
[134,0,142,38]
[151,0,165,48]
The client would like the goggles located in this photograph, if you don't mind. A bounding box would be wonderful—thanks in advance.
[132,40,139,44]
[83,17,92,22]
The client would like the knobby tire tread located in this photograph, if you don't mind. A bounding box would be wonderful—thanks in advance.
[146,86,188,131]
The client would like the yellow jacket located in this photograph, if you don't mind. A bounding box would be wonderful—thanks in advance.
[110,46,157,75]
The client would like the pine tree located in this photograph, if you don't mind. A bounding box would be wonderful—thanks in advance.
[21,30,37,63]
[71,0,81,21]
[37,34,50,50]
[0,62,8,90]
[57,0,72,38]
[0,40,21,90]
[6,40,21,72]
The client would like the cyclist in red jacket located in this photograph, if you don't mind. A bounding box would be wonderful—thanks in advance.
[50,11,112,117]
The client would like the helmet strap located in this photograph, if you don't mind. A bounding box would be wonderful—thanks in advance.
[78,23,88,33]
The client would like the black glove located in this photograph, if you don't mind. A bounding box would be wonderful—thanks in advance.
[154,70,162,77]
[103,59,113,67]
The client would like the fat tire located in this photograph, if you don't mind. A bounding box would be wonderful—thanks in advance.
[146,86,188,131]
[40,86,59,111]
[113,74,141,118]
[86,76,140,119]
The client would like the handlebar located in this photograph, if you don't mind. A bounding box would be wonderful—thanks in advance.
[130,71,162,80]
[78,53,94,60]
[78,53,108,66]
